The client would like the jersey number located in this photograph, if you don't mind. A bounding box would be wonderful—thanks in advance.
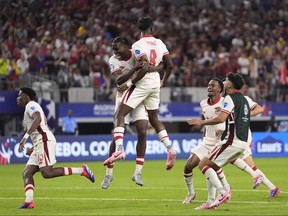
[150,49,157,66]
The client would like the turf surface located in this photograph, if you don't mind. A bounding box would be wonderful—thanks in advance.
[0,158,286,215]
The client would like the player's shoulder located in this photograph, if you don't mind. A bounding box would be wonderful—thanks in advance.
[219,97,225,103]
[200,98,207,106]
[26,101,41,111]
[109,54,119,63]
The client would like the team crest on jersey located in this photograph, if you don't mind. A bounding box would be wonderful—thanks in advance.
[135,50,141,55]
[224,102,228,108]
[30,106,36,110]
[244,104,249,115]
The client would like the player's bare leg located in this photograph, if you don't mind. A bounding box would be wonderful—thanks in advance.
[148,110,176,170]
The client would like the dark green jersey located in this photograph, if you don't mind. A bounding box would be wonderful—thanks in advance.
[221,92,250,142]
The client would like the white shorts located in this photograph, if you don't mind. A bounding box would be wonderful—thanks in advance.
[191,142,213,161]
[26,139,57,168]
[239,142,252,160]
[207,142,245,167]
[121,86,160,110]
[115,97,148,124]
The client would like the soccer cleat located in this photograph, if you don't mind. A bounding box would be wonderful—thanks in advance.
[166,149,176,170]
[224,185,232,202]
[103,150,126,166]
[132,173,144,186]
[101,174,113,189]
[182,193,196,204]
[209,191,231,209]
[81,164,95,183]
[195,202,217,210]
[18,201,34,209]
[268,187,280,198]
[253,175,263,189]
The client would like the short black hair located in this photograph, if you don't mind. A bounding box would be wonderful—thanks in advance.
[212,78,224,93]
[112,36,131,47]
[20,87,36,100]
[138,16,154,32]
[227,72,245,90]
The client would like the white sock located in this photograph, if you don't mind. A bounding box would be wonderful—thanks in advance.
[232,158,258,178]
[216,168,230,190]
[106,163,114,176]
[157,130,171,151]
[63,167,82,175]
[253,166,276,190]
[206,179,216,204]
[202,166,225,195]
[114,127,125,151]
[184,172,194,195]
[25,183,34,202]
[135,157,144,174]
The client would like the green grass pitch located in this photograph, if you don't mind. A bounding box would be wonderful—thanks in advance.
[0,158,286,215]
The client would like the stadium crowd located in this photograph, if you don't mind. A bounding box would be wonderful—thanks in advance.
[0,0,288,102]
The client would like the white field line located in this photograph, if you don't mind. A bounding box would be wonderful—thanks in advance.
[0,186,286,194]
[0,197,286,205]
[0,187,286,205]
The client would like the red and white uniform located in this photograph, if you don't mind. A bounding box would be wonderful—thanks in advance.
[24,101,56,168]
[191,97,225,160]
[121,35,169,110]
[109,50,148,124]
[207,95,256,167]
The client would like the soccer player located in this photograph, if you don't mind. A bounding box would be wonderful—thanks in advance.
[183,78,232,207]
[187,72,250,209]
[106,16,177,170]
[231,98,280,197]
[16,87,95,209]
[102,36,151,188]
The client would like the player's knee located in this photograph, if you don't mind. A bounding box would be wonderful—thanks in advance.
[184,164,193,174]
[40,169,52,178]
[22,168,35,178]
[137,128,146,139]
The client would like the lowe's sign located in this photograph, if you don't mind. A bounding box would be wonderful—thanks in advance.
[252,132,288,157]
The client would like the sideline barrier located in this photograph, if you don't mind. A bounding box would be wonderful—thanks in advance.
[0,133,287,164]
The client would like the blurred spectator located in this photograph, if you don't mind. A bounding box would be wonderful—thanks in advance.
[0,52,10,90]
[16,53,29,87]
[77,52,90,87]
[44,47,57,81]
[60,109,79,136]
[57,61,69,102]
[237,50,251,86]
[7,59,20,90]
[0,0,288,102]
[265,116,279,132]
[277,120,288,132]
